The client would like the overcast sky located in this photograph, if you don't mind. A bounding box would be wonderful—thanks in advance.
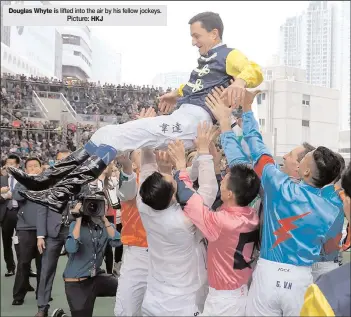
[59,1,310,84]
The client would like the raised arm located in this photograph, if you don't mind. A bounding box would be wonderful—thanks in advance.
[196,154,218,208]
[221,131,251,166]
[242,110,276,176]
[187,153,200,182]
[118,171,138,201]
[175,170,222,241]
[242,94,293,193]
[116,154,138,201]
[140,149,158,185]
[205,87,251,167]
[206,88,288,192]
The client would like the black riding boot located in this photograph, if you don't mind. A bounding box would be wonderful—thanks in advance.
[18,155,107,213]
[8,148,90,191]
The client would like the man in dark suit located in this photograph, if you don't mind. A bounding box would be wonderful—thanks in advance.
[35,149,72,317]
[12,157,44,306]
[1,154,21,277]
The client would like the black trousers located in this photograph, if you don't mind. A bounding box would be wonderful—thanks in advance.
[65,274,118,317]
[37,227,69,312]
[13,230,42,301]
[1,207,19,271]
[104,220,123,273]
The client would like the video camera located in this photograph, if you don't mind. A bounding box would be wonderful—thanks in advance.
[82,194,106,218]
[71,186,106,219]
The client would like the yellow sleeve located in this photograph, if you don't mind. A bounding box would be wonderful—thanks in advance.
[300,284,335,317]
[225,49,263,88]
[177,84,185,97]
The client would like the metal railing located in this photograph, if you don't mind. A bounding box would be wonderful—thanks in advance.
[60,93,79,120]
[32,90,49,119]
[37,91,78,122]
[78,114,118,124]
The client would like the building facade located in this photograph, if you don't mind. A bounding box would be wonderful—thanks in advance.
[1,1,59,78]
[58,26,92,80]
[332,1,350,130]
[252,66,339,156]
[279,1,350,130]
[339,130,350,159]
[279,1,333,87]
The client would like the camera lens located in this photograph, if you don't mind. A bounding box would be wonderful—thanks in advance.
[88,202,98,215]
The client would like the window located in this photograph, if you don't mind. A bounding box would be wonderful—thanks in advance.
[302,120,310,127]
[61,34,92,55]
[266,70,273,80]
[257,94,262,105]
[261,93,266,101]
[62,34,80,45]
[259,118,266,126]
[302,94,310,106]
[73,50,91,67]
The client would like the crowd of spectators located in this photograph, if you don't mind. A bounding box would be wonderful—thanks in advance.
[1,73,172,166]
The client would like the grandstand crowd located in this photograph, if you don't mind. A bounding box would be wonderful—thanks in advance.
[1,73,170,167]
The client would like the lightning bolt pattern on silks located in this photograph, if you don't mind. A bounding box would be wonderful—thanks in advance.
[272,212,311,249]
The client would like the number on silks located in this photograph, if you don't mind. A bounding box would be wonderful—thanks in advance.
[233,230,259,270]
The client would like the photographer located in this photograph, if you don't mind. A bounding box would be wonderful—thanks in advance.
[93,162,123,275]
[52,194,121,317]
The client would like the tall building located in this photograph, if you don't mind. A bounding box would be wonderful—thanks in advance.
[279,1,332,87]
[279,1,350,129]
[252,66,339,156]
[279,15,305,69]
[1,1,60,78]
[58,26,92,80]
[305,1,333,87]
[332,1,350,130]
[91,35,122,85]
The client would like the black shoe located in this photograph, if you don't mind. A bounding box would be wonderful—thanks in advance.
[27,284,35,292]
[51,308,67,317]
[8,147,90,191]
[19,156,107,213]
[29,270,37,278]
[5,270,15,277]
[35,311,48,317]
[12,299,24,305]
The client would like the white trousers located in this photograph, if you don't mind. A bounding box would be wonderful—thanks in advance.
[312,261,339,282]
[90,104,212,154]
[246,258,313,316]
[142,286,200,317]
[202,285,248,316]
[114,246,149,316]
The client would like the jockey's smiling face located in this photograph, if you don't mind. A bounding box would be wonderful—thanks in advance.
[190,21,221,56]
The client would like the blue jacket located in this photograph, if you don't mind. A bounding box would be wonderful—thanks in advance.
[228,111,341,266]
